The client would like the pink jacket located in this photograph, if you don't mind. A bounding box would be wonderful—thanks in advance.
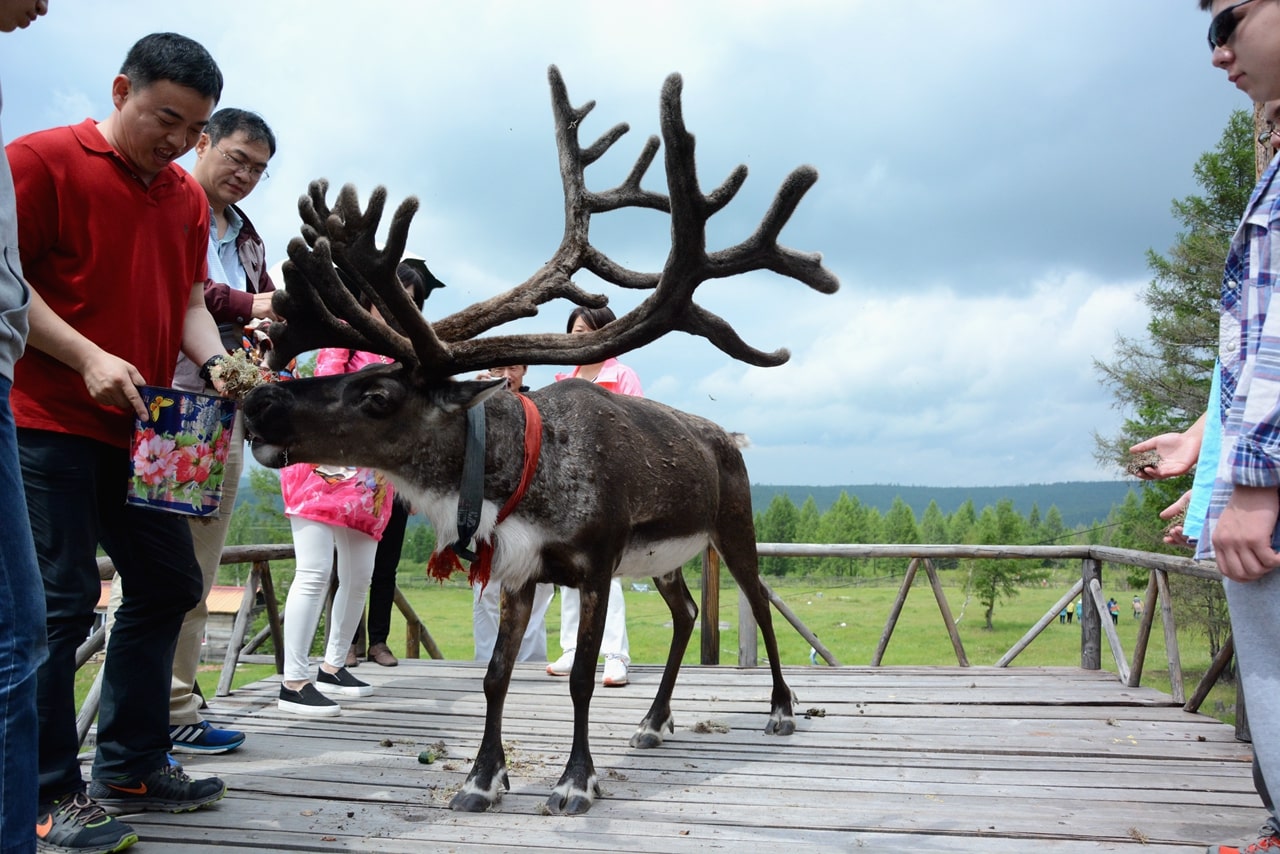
[279,349,395,539]
[554,357,643,397]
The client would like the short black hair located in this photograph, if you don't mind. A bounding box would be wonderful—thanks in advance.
[120,33,223,103]
[395,262,429,311]
[206,108,276,157]
[566,305,617,333]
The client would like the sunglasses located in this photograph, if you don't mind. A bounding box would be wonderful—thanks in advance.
[1208,0,1256,50]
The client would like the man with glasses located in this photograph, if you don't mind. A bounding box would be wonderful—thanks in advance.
[8,31,229,852]
[105,107,278,759]
[1197,3,1280,852]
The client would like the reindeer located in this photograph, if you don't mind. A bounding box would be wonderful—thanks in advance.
[241,66,838,815]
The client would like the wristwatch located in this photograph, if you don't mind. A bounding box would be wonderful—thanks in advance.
[199,354,225,384]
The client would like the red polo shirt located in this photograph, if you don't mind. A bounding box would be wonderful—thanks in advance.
[7,119,209,448]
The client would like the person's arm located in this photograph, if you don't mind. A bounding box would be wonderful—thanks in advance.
[24,285,149,420]
[1129,413,1207,480]
[1214,207,1280,581]
[180,280,230,383]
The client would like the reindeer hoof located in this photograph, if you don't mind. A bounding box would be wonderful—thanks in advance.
[449,770,508,812]
[449,790,496,812]
[629,713,675,749]
[547,773,601,815]
[765,717,796,736]
[764,709,796,736]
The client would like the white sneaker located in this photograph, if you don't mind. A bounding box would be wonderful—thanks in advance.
[602,655,628,687]
[547,649,574,676]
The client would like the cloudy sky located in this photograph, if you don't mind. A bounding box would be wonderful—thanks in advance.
[0,1,1247,487]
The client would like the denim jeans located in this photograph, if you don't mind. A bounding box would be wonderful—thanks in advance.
[0,379,45,854]
[18,429,201,804]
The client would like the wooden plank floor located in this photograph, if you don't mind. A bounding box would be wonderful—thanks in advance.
[104,661,1263,852]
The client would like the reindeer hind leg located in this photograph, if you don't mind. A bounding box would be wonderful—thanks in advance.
[715,530,797,737]
[630,569,697,749]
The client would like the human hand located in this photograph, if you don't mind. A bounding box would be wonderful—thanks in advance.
[1211,486,1280,582]
[1160,490,1193,549]
[251,291,280,321]
[80,350,148,421]
[1128,432,1200,480]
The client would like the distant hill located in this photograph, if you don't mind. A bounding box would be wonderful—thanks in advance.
[749,481,1138,530]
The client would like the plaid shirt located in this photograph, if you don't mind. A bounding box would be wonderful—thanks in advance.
[1199,154,1280,560]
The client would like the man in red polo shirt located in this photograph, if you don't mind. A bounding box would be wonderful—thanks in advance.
[8,31,230,853]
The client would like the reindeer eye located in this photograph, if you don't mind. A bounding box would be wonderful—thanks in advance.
[359,379,403,416]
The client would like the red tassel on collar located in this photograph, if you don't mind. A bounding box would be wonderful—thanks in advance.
[427,393,542,588]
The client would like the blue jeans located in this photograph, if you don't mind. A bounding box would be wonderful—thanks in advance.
[0,379,44,854]
[18,429,201,804]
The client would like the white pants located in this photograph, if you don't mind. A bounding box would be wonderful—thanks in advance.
[284,517,378,683]
[557,579,629,664]
[472,581,555,662]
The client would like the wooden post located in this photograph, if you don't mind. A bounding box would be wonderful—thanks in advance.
[923,559,969,667]
[1128,572,1159,688]
[872,557,919,666]
[1186,634,1234,714]
[1154,571,1185,703]
[700,545,721,665]
[738,587,757,667]
[1080,557,1102,670]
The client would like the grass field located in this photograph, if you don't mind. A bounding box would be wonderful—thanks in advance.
[77,563,1241,727]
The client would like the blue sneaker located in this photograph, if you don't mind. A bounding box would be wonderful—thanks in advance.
[169,721,245,755]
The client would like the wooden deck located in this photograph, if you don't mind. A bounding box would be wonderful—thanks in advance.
[103,661,1263,852]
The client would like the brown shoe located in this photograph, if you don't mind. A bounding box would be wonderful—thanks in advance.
[367,642,398,667]
[345,644,360,668]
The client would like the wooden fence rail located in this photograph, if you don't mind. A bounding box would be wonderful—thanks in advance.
[81,541,1233,748]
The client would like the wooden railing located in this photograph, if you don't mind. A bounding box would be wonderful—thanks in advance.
[81,544,440,744]
[715,543,1230,716]
[79,541,1234,747]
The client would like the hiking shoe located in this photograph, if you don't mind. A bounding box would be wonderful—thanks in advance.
[1208,829,1280,853]
[546,649,574,676]
[278,682,340,716]
[315,666,373,697]
[367,642,398,667]
[35,791,138,853]
[87,764,226,814]
[602,655,629,687]
[169,721,245,755]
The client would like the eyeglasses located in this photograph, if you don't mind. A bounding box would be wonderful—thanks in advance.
[1260,122,1279,145]
[1207,0,1256,51]
[211,143,269,181]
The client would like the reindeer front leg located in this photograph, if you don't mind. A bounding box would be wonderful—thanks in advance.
[450,582,535,812]
[546,577,609,814]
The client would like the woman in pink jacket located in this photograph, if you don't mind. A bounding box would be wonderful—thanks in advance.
[276,346,395,716]
[276,266,428,715]
[546,306,642,687]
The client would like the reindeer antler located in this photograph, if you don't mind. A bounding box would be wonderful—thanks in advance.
[267,65,838,378]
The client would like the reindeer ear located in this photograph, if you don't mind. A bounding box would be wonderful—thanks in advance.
[436,378,509,413]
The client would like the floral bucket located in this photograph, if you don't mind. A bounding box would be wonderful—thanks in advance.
[127,385,236,517]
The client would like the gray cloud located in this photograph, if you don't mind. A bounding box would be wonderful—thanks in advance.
[0,0,1241,486]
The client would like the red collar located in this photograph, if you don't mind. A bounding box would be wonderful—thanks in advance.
[427,393,542,587]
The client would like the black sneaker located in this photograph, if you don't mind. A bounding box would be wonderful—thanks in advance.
[86,764,226,815]
[315,666,373,697]
[35,791,138,853]
[278,682,341,716]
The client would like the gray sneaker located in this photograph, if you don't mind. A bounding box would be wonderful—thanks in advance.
[36,791,138,853]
